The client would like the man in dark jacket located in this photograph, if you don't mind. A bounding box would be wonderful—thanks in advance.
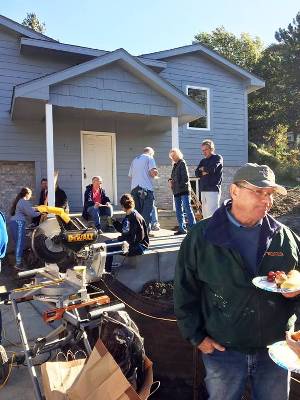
[38,177,69,210]
[174,163,300,400]
[82,176,113,233]
[195,139,223,218]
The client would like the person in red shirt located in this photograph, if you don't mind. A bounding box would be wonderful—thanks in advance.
[82,176,113,233]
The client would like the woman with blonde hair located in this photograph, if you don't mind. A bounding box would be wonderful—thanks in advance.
[168,148,196,235]
[10,187,40,271]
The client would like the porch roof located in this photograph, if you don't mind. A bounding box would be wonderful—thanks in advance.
[11,48,205,124]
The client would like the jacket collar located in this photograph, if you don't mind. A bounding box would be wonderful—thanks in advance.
[204,200,282,256]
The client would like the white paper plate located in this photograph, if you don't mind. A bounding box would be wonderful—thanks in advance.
[268,341,300,373]
[252,276,300,293]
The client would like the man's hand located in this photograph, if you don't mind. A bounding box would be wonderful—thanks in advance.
[286,331,300,356]
[282,290,300,298]
[150,168,158,178]
[94,202,100,208]
[197,336,226,354]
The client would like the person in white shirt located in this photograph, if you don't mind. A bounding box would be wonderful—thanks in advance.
[128,147,158,228]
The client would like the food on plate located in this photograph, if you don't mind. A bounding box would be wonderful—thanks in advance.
[291,330,300,341]
[267,269,300,289]
[281,270,300,289]
[267,271,286,284]
[286,330,300,358]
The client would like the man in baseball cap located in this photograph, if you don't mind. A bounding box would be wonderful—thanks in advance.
[174,163,299,400]
[233,163,287,195]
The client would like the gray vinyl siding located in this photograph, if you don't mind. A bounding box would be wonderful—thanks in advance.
[0,26,249,212]
[0,28,87,209]
[159,53,248,167]
[49,63,177,117]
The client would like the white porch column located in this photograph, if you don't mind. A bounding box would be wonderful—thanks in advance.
[45,103,55,207]
[171,117,179,149]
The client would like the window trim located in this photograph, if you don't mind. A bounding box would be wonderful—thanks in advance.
[186,85,210,131]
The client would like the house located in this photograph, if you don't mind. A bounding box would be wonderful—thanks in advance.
[287,132,300,148]
[0,15,264,216]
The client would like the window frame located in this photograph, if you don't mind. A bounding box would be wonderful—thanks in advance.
[186,85,210,131]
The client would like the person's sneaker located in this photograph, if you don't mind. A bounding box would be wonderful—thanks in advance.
[174,230,187,235]
[151,223,161,231]
[13,263,27,272]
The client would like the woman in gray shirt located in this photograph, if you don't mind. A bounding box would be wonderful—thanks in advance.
[10,187,40,271]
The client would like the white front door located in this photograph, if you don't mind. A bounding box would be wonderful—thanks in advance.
[81,132,116,204]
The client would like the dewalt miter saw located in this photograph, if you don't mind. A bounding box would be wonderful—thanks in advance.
[31,205,128,282]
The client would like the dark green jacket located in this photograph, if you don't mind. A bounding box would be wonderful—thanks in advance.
[174,202,300,353]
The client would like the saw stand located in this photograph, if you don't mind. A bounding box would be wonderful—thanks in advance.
[1,241,128,400]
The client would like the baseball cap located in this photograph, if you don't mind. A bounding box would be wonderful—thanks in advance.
[233,163,287,195]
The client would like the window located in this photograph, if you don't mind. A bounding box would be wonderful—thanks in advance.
[186,86,210,130]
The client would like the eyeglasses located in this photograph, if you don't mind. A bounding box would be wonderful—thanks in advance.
[236,184,275,198]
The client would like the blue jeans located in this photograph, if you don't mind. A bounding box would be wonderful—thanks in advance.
[131,186,154,228]
[202,349,288,400]
[150,204,158,226]
[10,220,26,265]
[87,205,113,230]
[174,194,196,232]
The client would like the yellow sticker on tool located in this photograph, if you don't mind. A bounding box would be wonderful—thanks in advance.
[67,233,95,242]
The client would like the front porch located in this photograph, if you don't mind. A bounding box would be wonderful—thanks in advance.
[10,48,204,212]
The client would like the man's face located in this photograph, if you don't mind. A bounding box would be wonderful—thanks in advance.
[201,145,213,158]
[231,182,275,221]
[92,178,102,188]
[41,180,48,190]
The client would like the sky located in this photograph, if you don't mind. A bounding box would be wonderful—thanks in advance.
[0,0,299,54]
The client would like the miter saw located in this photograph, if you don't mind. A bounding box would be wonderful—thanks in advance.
[30,205,128,279]
[0,206,129,399]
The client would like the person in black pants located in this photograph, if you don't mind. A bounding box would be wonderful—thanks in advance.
[105,193,149,272]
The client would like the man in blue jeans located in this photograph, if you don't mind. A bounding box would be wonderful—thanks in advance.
[174,163,300,399]
[82,176,113,234]
[0,211,8,345]
[129,147,158,229]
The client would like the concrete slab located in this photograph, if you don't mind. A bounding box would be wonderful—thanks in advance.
[113,232,181,292]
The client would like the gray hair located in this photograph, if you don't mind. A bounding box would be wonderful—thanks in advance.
[202,139,215,150]
[143,147,155,156]
[92,176,103,182]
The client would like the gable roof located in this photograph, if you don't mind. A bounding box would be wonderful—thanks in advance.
[0,14,56,42]
[12,48,205,118]
[141,43,265,93]
[20,37,167,70]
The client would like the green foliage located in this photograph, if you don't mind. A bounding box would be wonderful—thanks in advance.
[248,142,300,185]
[194,26,264,71]
[249,12,300,144]
[22,13,46,33]
[248,143,281,170]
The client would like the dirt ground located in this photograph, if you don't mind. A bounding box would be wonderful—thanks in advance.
[271,187,300,234]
